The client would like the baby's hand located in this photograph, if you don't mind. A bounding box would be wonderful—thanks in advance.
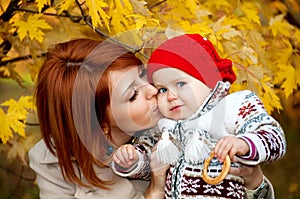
[113,144,139,169]
[214,136,249,162]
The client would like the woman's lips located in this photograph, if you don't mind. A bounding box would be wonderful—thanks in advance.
[152,105,160,114]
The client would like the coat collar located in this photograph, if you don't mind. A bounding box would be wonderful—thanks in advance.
[187,81,231,120]
[39,141,60,164]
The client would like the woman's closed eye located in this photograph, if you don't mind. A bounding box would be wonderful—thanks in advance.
[129,89,139,102]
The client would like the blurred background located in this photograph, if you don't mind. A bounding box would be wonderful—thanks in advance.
[0,0,300,198]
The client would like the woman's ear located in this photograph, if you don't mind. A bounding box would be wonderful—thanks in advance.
[102,124,111,137]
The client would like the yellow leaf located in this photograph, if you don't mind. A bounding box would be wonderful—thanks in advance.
[7,139,26,164]
[222,28,241,40]
[123,0,134,13]
[241,2,261,25]
[0,108,13,144]
[295,29,300,43]
[0,1,10,16]
[269,14,293,37]
[13,14,52,42]
[280,64,297,98]
[185,0,198,13]
[6,112,26,138]
[130,0,149,16]
[1,96,34,119]
[0,66,11,77]
[0,96,34,140]
[203,0,231,11]
[294,54,300,86]
[261,79,282,113]
[195,9,212,18]
[240,17,258,30]
[56,0,75,14]
[131,14,147,30]
[270,1,289,13]
[273,39,293,64]
[111,9,125,33]
[35,0,51,13]
[165,28,184,39]
[166,1,192,19]
[86,0,110,31]
[236,46,258,65]
[224,16,245,27]
[230,82,247,93]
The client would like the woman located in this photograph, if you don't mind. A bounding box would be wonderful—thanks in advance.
[29,38,274,198]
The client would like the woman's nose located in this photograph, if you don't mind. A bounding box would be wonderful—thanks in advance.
[144,83,158,100]
[167,90,178,101]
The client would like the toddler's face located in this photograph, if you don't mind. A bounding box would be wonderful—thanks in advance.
[152,68,211,120]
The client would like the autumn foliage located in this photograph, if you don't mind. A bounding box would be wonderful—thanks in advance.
[0,0,299,178]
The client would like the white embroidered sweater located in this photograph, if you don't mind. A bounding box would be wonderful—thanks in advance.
[112,81,286,199]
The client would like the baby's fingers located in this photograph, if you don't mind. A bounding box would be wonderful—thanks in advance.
[126,145,137,161]
[214,138,231,162]
[113,151,125,165]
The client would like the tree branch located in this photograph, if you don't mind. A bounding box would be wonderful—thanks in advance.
[0,52,47,66]
[74,0,148,59]
[148,0,167,10]
[14,8,82,22]
[0,164,35,182]
[0,0,20,22]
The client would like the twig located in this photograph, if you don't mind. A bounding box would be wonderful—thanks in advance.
[0,52,47,66]
[74,0,149,59]
[233,61,259,81]
[14,8,82,22]
[148,0,167,10]
[0,164,35,182]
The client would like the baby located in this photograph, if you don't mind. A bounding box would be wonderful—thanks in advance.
[112,34,286,198]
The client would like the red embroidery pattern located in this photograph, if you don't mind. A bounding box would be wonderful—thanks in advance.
[238,103,257,118]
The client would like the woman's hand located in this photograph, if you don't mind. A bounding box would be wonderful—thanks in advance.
[229,157,264,190]
[144,149,170,199]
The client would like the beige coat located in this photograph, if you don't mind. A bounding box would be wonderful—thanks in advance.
[29,140,150,199]
[29,140,275,199]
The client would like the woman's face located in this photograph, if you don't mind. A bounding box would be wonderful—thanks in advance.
[108,66,162,137]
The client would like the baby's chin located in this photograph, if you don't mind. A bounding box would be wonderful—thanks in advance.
[166,114,188,121]
[165,111,193,121]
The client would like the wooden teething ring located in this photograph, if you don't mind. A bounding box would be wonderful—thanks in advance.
[202,151,231,185]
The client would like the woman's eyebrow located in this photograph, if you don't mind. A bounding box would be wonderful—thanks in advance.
[121,81,135,97]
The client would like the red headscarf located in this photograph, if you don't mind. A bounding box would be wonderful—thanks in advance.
[147,34,236,88]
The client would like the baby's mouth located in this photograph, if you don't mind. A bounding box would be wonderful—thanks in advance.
[170,105,182,111]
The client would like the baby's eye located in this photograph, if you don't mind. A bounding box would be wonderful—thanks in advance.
[157,87,168,94]
[176,82,186,88]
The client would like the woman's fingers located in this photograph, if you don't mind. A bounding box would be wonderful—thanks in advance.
[229,163,264,190]
[150,150,169,173]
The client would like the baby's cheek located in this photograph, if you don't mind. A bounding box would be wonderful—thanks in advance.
[157,101,168,115]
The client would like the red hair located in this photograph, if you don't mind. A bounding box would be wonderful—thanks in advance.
[35,38,142,188]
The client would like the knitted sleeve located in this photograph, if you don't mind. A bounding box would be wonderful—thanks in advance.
[111,128,160,180]
[234,91,286,165]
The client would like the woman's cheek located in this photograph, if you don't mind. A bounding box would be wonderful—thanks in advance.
[129,102,150,127]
